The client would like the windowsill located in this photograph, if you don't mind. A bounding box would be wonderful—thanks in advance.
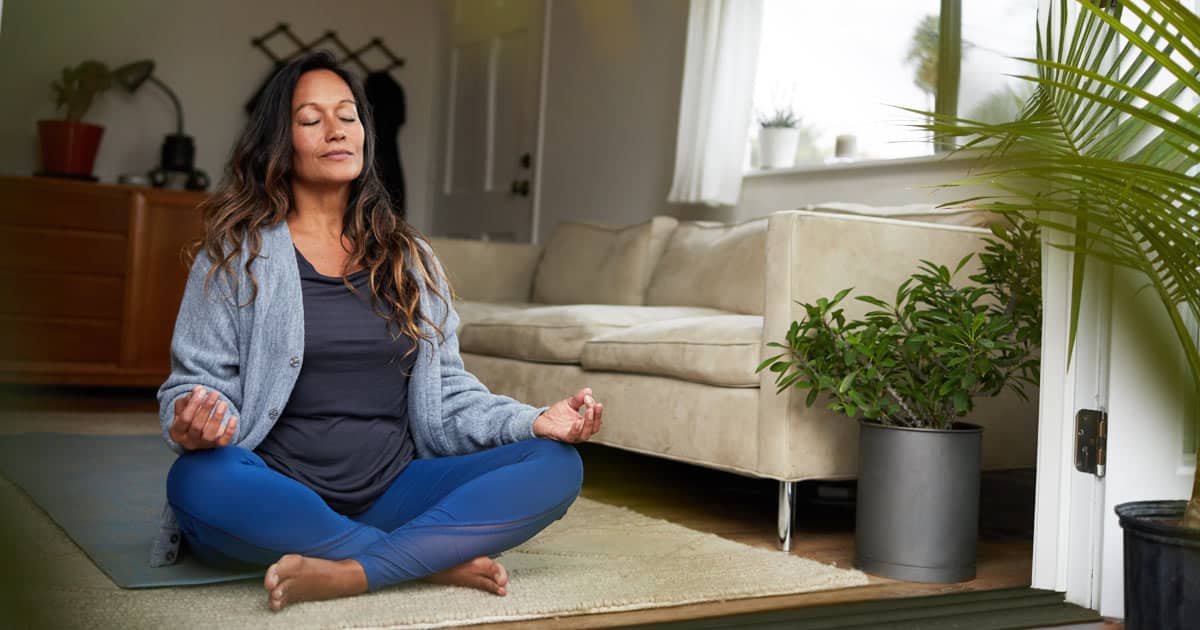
[743,150,985,179]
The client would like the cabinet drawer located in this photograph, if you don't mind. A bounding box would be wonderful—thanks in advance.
[0,226,127,275]
[0,316,121,363]
[0,271,124,319]
[0,180,131,233]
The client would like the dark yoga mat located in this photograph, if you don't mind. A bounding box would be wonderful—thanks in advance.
[0,432,261,589]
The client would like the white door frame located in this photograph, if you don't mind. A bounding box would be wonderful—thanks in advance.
[530,0,551,244]
[1030,228,1111,609]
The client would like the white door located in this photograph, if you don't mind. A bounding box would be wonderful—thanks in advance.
[435,0,546,243]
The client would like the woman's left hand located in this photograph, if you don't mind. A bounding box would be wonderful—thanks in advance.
[533,387,603,443]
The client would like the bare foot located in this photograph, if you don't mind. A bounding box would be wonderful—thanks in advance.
[425,556,509,596]
[263,554,368,612]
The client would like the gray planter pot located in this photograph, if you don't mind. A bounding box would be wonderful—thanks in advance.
[855,420,983,583]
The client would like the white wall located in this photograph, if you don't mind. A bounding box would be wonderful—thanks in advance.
[0,0,443,233]
[536,0,689,240]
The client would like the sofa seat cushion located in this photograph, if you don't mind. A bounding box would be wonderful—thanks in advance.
[581,315,763,387]
[459,304,728,364]
[452,300,541,335]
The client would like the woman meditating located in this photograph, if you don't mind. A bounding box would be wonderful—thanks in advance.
[155,51,603,611]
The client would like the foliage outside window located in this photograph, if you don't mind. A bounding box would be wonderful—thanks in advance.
[749,0,1036,168]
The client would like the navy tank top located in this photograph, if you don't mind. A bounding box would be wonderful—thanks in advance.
[255,246,417,515]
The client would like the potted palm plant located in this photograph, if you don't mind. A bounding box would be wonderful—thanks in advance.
[757,219,1041,582]
[38,60,112,179]
[915,0,1199,626]
[757,107,802,169]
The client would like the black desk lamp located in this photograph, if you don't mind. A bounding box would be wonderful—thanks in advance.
[112,60,209,190]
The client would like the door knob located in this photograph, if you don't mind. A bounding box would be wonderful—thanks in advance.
[510,179,530,197]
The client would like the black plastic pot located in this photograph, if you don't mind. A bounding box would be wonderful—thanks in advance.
[1115,500,1200,630]
[855,420,982,583]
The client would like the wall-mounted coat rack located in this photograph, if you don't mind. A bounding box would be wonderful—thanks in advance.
[251,23,405,75]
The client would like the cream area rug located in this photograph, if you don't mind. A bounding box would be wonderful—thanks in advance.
[0,413,868,629]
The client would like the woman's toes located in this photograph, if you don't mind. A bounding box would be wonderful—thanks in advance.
[494,563,508,587]
[474,574,504,595]
[278,554,304,572]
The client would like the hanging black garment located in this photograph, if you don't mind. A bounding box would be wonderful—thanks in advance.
[365,71,407,217]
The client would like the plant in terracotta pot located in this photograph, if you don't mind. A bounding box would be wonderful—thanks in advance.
[39,60,112,178]
[757,107,802,169]
[757,218,1041,583]
[914,0,1199,625]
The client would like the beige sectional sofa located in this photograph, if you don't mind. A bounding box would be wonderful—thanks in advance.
[429,208,1038,549]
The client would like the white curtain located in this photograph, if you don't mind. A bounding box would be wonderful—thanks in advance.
[667,0,764,207]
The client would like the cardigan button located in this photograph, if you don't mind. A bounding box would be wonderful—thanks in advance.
[289,356,301,368]
[268,408,279,420]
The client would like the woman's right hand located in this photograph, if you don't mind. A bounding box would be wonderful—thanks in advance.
[170,385,239,451]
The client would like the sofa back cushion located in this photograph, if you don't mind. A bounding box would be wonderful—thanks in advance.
[645,217,767,315]
[427,237,542,302]
[532,216,679,305]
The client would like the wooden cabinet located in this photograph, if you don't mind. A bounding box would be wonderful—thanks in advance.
[0,176,206,386]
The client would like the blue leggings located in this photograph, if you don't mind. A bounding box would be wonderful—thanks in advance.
[166,438,582,591]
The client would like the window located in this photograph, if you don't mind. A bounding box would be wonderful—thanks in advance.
[750,0,1037,170]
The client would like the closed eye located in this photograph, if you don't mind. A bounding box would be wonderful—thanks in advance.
[298,117,356,126]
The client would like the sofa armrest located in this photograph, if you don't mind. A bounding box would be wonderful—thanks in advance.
[756,210,1002,479]
[428,237,543,303]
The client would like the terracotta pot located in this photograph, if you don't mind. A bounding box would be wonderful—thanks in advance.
[37,120,104,177]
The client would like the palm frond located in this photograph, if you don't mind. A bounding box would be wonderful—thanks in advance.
[914,0,1200,394]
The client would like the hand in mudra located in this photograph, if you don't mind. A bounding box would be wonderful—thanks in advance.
[170,385,239,451]
[533,387,603,443]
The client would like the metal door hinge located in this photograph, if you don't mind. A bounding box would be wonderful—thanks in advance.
[1075,409,1107,478]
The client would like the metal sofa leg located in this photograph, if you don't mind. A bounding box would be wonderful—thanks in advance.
[778,480,797,551]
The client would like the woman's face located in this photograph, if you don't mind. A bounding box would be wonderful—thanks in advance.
[290,69,365,188]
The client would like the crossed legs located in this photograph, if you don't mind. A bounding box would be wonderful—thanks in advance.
[166,438,583,609]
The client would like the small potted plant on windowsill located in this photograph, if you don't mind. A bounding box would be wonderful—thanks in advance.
[757,219,1041,583]
[757,107,801,169]
[38,60,113,180]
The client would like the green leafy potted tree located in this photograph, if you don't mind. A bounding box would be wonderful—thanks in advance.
[757,220,1041,583]
[914,0,1199,626]
[757,107,802,169]
[38,60,112,179]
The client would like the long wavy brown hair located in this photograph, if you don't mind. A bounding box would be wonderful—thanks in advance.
[189,50,452,359]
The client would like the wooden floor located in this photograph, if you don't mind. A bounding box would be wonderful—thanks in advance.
[0,385,1115,629]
